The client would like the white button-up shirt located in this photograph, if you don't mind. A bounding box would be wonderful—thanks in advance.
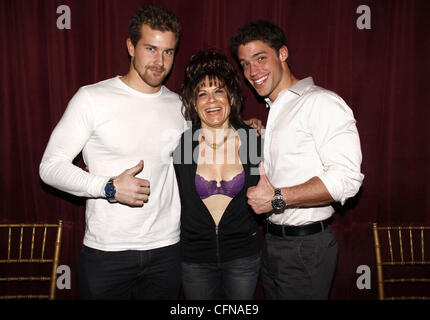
[264,77,364,226]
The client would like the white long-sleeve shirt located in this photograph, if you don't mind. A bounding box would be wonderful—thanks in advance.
[40,76,186,251]
[264,77,364,226]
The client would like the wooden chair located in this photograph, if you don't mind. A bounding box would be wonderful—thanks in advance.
[372,223,430,300]
[0,220,63,299]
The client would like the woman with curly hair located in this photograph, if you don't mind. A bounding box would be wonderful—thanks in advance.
[173,50,263,300]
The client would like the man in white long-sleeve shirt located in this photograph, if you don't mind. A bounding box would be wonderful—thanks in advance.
[231,20,364,299]
[40,6,184,299]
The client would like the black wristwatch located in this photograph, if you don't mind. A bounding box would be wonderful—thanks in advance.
[271,188,286,210]
[104,177,117,203]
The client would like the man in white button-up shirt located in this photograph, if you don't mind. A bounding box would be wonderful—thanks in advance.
[231,20,364,299]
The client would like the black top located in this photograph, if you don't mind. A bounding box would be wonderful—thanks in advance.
[173,122,263,263]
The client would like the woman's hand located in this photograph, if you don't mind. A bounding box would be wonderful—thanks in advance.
[244,118,265,137]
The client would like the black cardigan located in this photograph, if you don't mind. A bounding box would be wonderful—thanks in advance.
[173,122,263,263]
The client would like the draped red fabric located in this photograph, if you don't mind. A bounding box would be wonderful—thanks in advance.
[1,0,429,299]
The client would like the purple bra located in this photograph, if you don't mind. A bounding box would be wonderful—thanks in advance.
[195,170,245,200]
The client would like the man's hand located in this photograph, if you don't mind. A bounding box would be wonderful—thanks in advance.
[247,162,274,214]
[244,118,265,137]
[113,160,150,207]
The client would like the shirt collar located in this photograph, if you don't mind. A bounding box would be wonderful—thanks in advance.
[265,77,314,108]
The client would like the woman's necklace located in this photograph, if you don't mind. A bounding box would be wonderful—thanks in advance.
[201,126,235,149]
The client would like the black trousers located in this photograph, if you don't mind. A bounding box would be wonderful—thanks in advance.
[77,243,181,300]
[261,225,338,300]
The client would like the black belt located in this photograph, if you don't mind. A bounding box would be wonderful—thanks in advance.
[264,217,333,237]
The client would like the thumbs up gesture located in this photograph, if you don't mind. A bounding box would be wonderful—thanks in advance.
[113,160,150,207]
[246,162,274,214]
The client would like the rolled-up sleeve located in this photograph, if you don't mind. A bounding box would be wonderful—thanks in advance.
[309,92,364,205]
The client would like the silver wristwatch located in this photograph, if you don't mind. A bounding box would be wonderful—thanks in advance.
[271,188,286,210]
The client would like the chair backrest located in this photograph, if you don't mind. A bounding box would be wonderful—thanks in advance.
[372,223,430,300]
[0,220,63,299]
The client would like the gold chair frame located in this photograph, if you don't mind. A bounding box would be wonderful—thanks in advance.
[372,223,430,300]
[0,220,63,299]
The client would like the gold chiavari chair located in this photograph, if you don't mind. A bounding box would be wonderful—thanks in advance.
[372,223,430,300]
[0,220,63,299]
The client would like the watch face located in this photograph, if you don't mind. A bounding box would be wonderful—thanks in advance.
[105,183,115,197]
[272,197,286,210]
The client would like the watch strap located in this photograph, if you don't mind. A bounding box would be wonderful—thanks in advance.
[105,177,117,203]
[272,187,286,210]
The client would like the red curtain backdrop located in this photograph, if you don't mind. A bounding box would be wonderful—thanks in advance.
[1,0,429,299]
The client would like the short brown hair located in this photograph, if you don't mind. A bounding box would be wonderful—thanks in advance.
[128,5,182,47]
[180,50,244,128]
[230,20,290,67]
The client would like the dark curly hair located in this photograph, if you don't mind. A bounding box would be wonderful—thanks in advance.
[180,50,245,128]
[128,5,182,48]
[230,20,289,66]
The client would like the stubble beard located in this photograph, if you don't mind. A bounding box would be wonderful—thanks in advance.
[133,59,167,89]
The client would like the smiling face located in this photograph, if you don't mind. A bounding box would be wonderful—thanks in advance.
[237,40,289,102]
[195,76,231,130]
[127,25,177,93]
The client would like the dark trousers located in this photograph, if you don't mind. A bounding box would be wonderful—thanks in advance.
[77,243,181,300]
[181,253,261,300]
[262,225,338,300]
